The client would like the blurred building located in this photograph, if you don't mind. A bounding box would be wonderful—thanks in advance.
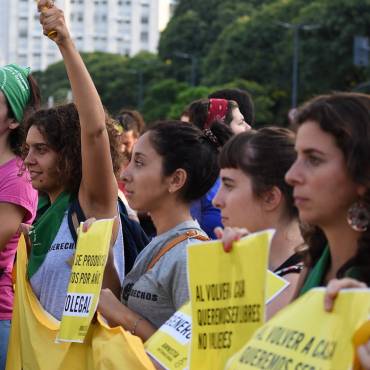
[0,0,174,71]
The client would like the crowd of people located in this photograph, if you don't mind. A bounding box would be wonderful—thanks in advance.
[1,1,370,369]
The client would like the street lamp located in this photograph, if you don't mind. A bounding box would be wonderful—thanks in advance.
[278,22,320,108]
[127,69,144,109]
[173,51,198,86]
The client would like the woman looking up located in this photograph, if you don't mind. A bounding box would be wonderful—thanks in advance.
[0,65,39,370]
[24,0,124,321]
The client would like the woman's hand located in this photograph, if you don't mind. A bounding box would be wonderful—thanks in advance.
[98,288,125,327]
[324,278,367,312]
[358,341,370,370]
[38,0,71,45]
[81,217,97,233]
[214,226,249,252]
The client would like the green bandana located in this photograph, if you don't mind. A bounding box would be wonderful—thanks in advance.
[0,64,31,123]
[28,192,73,279]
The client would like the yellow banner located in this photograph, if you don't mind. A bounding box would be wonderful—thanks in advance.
[226,288,370,370]
[56,218,114,343]
[145,270,287,370]
[187,230,272,370]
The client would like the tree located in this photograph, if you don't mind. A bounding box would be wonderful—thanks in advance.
[141,79,189,123]
[203,0,370,122]
[33,52,169,115]
[158,0,256,83]
[169,85,213,119]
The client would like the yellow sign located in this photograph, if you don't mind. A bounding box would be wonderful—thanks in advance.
[266,270,289,304]
[187,230,273,370]
[145,303,191,369]
[226,288,370,370]
[353,319,370,370]
[56,218,114,343]
[6,235,155,370]
[145,270,287,370]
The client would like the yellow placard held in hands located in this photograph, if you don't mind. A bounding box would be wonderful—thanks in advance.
[145,303,192,370]
[145,270,287,370]
[226,288,370,370]
[187,230,273,370]
[56,218,114,343]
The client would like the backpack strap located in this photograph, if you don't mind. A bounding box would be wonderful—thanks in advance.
[146,230,209,272]
[67,198,86,242]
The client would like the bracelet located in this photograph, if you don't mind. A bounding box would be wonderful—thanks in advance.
[131,317,143,335]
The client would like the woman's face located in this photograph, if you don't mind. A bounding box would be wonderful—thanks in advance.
[122,132,172,212]
[213,167,265,232]
[229,107,251,134]
[285,120,364,228]
[25,125,62,201]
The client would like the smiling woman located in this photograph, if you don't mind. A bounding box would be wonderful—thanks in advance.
[20,0,125,323]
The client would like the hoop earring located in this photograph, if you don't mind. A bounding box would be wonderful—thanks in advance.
[347,201,370,232]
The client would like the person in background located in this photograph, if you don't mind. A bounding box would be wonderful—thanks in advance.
[115,109,156,234]
[115,109,145,166]
[0,64,39,370]
[180,108,190,123]
[209,87,255,127]
[213,127,304,318]
[189,98,251,135]
[187,98,250,238]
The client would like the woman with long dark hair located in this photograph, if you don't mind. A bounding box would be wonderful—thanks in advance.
[285,92,370,290]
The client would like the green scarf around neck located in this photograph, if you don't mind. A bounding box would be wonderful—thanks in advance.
[0,64,31,123]
[300,246,363,295]
[28,192,72,279]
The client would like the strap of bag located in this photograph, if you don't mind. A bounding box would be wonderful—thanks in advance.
[146,230,209,272]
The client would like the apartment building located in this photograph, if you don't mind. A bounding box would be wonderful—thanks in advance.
[0,0,174,71]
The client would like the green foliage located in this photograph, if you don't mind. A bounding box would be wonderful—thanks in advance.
[159,0,255,83]
[34,0,370,124]
[169,86,213,119]
[34,52,169,116]
[203,0,370,121]
[141,79,189,124]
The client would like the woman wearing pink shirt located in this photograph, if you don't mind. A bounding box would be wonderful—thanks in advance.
[0,64,39,370]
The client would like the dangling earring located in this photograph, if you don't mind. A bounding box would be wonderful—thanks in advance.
[347,201,370,232]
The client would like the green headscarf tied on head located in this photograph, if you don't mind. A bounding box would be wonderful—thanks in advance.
[0,64,31,123]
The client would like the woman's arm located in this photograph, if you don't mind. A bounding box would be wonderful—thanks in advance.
[0,203,25,252]
[98,288,157,342]
[38,1,118,220]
